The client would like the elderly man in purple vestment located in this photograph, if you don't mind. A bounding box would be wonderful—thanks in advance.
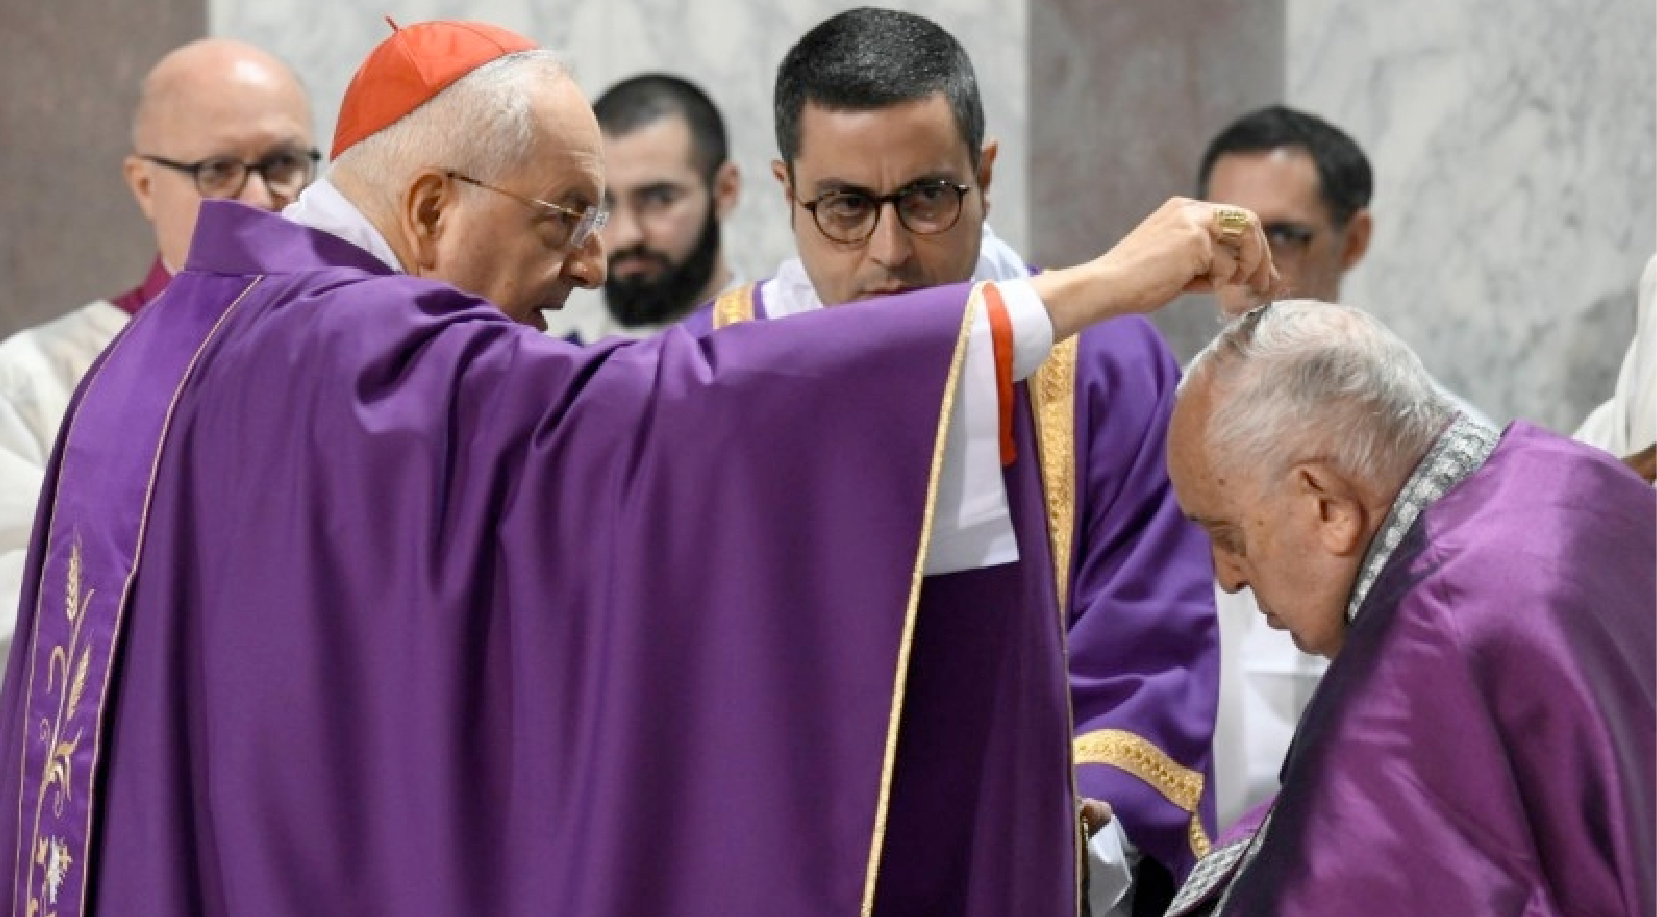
[1164,301,1655,917]
[0,19,1278,917]
[685,10,1220,913]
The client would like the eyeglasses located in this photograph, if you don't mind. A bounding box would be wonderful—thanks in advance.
[796,179,973,245]
[139,148,320,199]
[1262,221,1317,255]
[447,171,608,252]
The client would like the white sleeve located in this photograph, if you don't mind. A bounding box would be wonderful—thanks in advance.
[0,396,45,665]
[923,280,1054,576]
[1575,254,1657,457]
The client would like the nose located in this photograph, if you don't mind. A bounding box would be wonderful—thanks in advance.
[1214,549,1249,594]
[864,200,915,269]
[602,201,642,254]
[565,231,607,290]
[238,170,278,211]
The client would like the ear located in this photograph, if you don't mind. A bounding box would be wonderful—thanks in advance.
[977,137,1000,215]
[712,160,741,221]
[124,155,158,221]
[402,171,455,273]
[771,159,792,206]
[1293,461,1370,557]
[1339,208,1372,272]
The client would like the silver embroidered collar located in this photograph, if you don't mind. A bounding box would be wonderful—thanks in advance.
[1344,414,1500,622]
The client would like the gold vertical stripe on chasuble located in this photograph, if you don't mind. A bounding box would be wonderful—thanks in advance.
[1028,337,1077,616]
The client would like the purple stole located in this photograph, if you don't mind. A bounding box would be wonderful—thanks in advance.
[10,274,258,917]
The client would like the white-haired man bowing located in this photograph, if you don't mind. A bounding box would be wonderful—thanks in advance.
[1166,301,1654,917]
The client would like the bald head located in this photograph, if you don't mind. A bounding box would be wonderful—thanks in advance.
[125,38,315,270]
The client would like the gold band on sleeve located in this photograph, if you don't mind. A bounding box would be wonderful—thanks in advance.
[1074,728,1212,858]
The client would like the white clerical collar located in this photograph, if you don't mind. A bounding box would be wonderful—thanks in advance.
[283,177,407,274]
[762,223,1032,319]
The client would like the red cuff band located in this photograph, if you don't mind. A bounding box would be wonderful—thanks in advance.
[982,283,1017,466]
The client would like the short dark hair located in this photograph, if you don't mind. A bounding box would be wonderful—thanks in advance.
[593,74,729,182]
[774,7,985,172]
[1197,105,1373,227]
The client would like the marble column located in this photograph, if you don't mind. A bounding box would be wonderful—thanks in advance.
[1028,0,1286,361]
[1,0,204,335]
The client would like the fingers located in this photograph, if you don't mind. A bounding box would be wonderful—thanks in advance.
[1079,798,1114,835]
[1200,201,1280,303]
[1210,241,1242,288]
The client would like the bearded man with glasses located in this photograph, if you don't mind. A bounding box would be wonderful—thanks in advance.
[0,37,313,672]
[686,9,1222,915]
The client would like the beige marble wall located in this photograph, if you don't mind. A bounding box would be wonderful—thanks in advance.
[1,0,205,336]
[1286,0,1656,431]
[1028,0,1286,361]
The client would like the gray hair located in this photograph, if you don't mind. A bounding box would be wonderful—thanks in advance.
[1183,300,1454,489]
[330,50,568,213]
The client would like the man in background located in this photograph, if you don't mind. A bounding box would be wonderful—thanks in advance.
[0,37,315,664]
[553,74,740,344]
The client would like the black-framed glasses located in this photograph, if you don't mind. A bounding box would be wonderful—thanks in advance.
[139,148,320,199]
[797,178,973,244]
[447,171,608,252]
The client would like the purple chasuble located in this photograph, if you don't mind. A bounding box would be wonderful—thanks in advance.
[0,202,1078,917]
[1185,423,1655,917]
[687,283,1220,897]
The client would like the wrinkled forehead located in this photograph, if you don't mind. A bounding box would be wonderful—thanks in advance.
[1167,375,1229,506]
[524,81,606,197]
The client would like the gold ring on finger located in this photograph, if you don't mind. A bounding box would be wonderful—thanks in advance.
[1214,207,1251,243]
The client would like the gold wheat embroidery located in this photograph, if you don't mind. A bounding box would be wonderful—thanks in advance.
[26,534,95,917]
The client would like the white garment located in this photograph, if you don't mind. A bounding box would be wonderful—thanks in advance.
[283,179,406,272]
[0,299,133,668]
[1576,254,1657,459]
[1211,587,1327,829]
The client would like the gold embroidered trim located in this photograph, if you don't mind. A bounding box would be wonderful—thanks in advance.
[1189,815,1213,859]
[859,284,981,917]
[1074,729,1210,859]
[711,282,757,329]
[14,277,262,917]
[25,535,94,917]
[1074,728,1203,812]
[1028,337,1077,616]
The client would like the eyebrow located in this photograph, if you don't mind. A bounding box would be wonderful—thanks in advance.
[628,181,685,197]
[809,171,963,197]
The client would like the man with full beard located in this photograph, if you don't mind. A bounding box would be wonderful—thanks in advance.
[574,74,741,342]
